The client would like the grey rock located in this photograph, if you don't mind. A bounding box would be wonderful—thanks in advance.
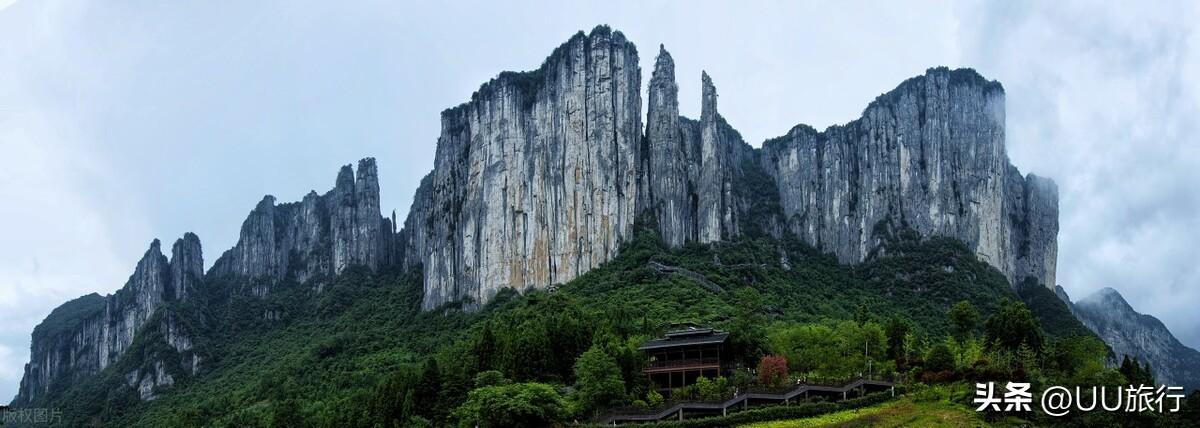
[643,48,762,247]
[1070,287,1200,391]
[1053,284,1073,305]
[760,68,1056,289]
[169,232,203,301]
[399,26,644,310]
[127,360,174,401]
[645,45,691,247]
[15,235,206,404]
[406,37,1057,311]
[211,158,391,284]
[15,28,1073,406]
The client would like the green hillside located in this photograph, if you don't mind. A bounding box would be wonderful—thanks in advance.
[28,226,1150,427]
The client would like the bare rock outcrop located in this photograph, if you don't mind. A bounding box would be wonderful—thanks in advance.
[15,236,205,405]
[210,158,391,285]
[759,68,1057,288]
[402,37,1058,310]
[399,26,644,309]
[15,27,1069,408]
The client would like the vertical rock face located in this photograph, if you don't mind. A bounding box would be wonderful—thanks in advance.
[354,159,384,270]
[211,158,390,284]
[642,50,773,248]
[15,236,205,405]
[759,68,1057,288]
[16,29,1066,407]
[1013,174,1058,289]
[691,72,763,243]
[645,46,691,247]
[1070,287,1200,391]
[406,36,1057,311]
[169,232,204,301]
[400,26,643,309]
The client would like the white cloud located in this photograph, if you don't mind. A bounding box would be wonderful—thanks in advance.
[0,112,147,403]
[955,0,1200,347]
[0,1,152,401]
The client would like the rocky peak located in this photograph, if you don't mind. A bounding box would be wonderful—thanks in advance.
[648,46,678,117]
[168,233,204,301]
[693,71,751,243]
[700,71,718,122]
[400,26,643,310]
[1054,285,1073,306]
[652,45,675,83]
[351,157,382,271]
[211,158,390,284]
[1078,287,1134,313]
[121,239,170,312]
[1070,287,1200,390]
[15,234,204,406]
[645,45,690,247]
[759,66,1055,289]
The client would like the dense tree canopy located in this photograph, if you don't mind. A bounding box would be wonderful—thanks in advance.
[948,300,979,342]
[35,226,1118,427]
[452,382,566,428]
[984,300,1045,352]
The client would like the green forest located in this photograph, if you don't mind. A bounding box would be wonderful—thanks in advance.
[26,225,1200,427]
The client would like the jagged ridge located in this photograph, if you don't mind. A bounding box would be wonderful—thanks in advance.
[15,26,1065,407]
[1064,287,1200,391]
[14,158,397,405]
[15,236,203,405]
[400,33,1058,311]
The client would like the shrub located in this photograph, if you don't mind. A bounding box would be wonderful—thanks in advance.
[925,342,955,374]
[646,389,664,407]
[694,376,731,402]
[474,370,508,388]
[757,355,789,387]
[452,382,566,428]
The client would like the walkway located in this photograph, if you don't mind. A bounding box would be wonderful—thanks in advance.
[597,377,895,425]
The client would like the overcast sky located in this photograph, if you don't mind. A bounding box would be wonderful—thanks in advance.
[2,1,1197,401]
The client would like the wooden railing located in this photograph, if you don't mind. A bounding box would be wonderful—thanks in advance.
[644,358,721,369]
[594,375,898,425]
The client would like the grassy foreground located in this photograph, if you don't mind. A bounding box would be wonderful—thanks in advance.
[737,396,988,428]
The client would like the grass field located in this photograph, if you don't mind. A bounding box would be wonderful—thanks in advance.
[738,396,990,428]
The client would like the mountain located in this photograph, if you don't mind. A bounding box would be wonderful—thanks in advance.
[209,158,394,287]
[12,25,1077,418]
[1064,286,1200,391]
[396,26,1059,312]
[13,235,203,405]
[12,159,396,407]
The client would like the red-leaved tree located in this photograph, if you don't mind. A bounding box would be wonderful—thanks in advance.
[757,354,789,387]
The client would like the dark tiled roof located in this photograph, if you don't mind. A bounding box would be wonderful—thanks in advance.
[639,331,729,351]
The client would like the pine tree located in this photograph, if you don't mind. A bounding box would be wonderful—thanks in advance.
[474,322,497,372]
[414,358,442,419]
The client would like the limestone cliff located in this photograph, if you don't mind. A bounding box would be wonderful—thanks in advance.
[643,49,786,247]
[402,32,1059,310]
[14,236,205,405]
[643,45,690,247]
[643,45,767,247]
[15,157,393,405]
[210,158,392,287]
[759,68,1057,288]
[15,27,1070,406]
[400,26,644,309]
